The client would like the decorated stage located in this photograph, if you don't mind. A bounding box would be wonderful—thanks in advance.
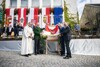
[0,38,100,55]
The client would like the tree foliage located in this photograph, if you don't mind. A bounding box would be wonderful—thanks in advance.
[64,1,77,29]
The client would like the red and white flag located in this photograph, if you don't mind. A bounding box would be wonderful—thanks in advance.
[18,8,27,27]
[28,8,39,25]
[41,8,51,28]
[5,8,14,27]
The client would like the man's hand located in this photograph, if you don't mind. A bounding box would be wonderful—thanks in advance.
[28,36,32,38]
[58,34,61,37]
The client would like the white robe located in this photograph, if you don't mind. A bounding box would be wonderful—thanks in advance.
[21,25,34,55]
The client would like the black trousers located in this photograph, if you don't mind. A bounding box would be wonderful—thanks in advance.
[60,37,65,55]
[64,40,71,57]
[34,37,40,54]
[14,29,19,36]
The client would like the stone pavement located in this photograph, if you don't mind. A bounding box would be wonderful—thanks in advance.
[0,51,100,67]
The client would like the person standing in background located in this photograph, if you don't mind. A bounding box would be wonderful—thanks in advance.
[74,23,80,36]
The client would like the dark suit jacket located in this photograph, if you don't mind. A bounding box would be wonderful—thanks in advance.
[60,26,71,41]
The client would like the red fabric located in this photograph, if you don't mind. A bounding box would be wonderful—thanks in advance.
[45,25,59,34]
[46,8,51,15]
[45,25,50,32]
[18,8,21,22]
[34,8,39,15]
[34,15,39,25]
[33,8,39,25]
[23,8,27,27]
[5,8,10,18]
[5,8,10,25]
[47,15,50,25]
[18,8,27,27]
[46,8,51,25]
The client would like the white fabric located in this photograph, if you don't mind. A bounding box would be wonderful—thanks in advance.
[41,8,46,28]
[21,25,34,55]
[10,8,14,27]
[70,39,100,55]
[20,8,24,26]
[0,40,22,51]
[0,39,100,55]
[51,13,54,25]
[77,0,92,19]
[28,8,34,23]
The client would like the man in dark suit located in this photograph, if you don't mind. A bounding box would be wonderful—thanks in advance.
[58,23,65,56]
[59,23,72,59]
[63,22,72,59]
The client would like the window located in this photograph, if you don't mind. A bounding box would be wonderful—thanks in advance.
[21,0,28,7]
[32,0,39,7]
[54,0,62,7]
[43,0,51,7]
[10,0,17,8]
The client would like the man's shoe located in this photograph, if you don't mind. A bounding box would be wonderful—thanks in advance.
[69,56,72,58]
[34,53,37,55]
[67,55,72,58]
[63,56,69,59]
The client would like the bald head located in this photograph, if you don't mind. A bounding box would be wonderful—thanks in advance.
[64,22,69,27]
[28,22,33,27]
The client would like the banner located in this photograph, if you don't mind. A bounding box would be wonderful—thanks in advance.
[41,8,51,28]
[45,25,59,34]
[28,8,39,25]
[9,8,14,27]
[5,8,10,25]
[18,8,27,27]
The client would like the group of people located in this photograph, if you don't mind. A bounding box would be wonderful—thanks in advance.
[21,21,72,59]
[0,22,23,37]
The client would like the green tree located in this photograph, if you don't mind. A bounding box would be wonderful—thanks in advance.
[64,1,76,29]
[0,0,5,25]
[0,9,3,22]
